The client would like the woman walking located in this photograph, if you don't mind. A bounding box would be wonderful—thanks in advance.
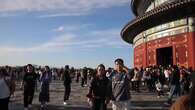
[86,64,110,110]
[21,64,38,110]
[0,68,14,110]
[39,66,52,109]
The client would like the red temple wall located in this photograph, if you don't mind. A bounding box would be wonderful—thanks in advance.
[134,32,195,70]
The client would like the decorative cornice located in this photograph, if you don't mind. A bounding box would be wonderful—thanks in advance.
[121,0,195,44]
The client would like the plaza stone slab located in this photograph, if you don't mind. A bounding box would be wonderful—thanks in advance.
[10,81,169,110]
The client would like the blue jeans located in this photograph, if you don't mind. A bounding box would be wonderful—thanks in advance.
[112,100,131,110]
[167,85,180,103]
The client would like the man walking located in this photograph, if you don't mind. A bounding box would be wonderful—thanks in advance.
[110,58,132,110]
[165,65,181,105]
[62,65,72,105]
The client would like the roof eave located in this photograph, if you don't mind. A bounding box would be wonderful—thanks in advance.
[121,0,195,44]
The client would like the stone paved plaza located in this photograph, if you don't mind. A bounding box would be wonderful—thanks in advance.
[9,81,171,110]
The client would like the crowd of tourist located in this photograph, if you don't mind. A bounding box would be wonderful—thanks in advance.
[0,58,195,110]
[131,65,193,106]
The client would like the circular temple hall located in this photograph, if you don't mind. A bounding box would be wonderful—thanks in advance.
[121,0,195,70]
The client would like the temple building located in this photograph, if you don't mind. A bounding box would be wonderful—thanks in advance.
[121,0,195,70]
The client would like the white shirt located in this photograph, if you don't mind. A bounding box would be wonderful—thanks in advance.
[164,70,169,78]
[0,78,10,99]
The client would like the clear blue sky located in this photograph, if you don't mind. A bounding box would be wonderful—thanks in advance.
[0,0,134,68]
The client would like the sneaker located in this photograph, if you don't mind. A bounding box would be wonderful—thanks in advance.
[29,104,32,108]
[63,102,67,105]
[24,107,28,110]
[41,104,47,109]
[164,102,171,106]
[41,104,44,108]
